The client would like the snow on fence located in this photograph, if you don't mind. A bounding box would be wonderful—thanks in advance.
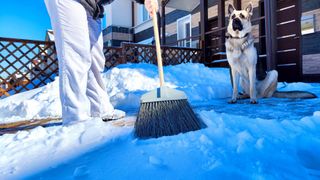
[0,38,203,97]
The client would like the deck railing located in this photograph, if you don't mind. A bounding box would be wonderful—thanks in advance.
[0,38,202,97]
[0,37,58,97]
[104,43,202,70]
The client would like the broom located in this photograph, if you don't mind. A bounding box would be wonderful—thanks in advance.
[134,9,205,139]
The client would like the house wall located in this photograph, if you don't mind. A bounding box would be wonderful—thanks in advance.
[43,31,58,77]
[301,0,320,74]
[103,0,133,46]
[302,8,320,54]
[132,2,153,43]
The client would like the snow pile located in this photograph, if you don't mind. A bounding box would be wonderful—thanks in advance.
[0,80,60,122]
[104,63,231,109]
[0,63,231,123]
[0,63,319,179]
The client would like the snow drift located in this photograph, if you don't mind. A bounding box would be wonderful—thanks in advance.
[0,63,319,179]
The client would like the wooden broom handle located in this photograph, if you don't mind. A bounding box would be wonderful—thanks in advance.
[152,9,165,87]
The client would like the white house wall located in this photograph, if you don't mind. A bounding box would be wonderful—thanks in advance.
[103,0,133,46]
[106,0,132,27]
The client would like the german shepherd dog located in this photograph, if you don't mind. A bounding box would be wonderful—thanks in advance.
[225,3,316,104]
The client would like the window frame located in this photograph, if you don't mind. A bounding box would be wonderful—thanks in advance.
[177,14,192,48]
[139,4,150,23]
[301,14,315,35]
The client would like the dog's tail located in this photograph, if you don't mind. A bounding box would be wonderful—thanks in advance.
[272,91,317,99]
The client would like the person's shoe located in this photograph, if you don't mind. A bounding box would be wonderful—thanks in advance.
[102,109,126,122]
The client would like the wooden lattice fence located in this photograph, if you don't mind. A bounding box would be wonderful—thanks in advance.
[0,38,202,97]
[104,43,202,69]
[0,37,58,97]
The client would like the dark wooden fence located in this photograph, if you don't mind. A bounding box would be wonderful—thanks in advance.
[104,43,202,70]
[0,38,202,98]
[0,37,58,97]
[275,0,302,82]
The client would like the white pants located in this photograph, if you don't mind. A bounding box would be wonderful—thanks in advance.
[45,0,114,124]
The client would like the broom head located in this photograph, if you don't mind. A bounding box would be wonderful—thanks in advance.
[135,86,205,139]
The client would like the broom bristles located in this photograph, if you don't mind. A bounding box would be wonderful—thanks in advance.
[135,99,205,139]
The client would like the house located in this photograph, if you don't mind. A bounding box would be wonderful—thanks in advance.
[42,30,58,76]
[26,29,58,88]
[102,0,320,82]
[301,0,320,77]
[0,81,9,97]
[29,59,42,79]
[29,30,58,80]
[102,0,199,47]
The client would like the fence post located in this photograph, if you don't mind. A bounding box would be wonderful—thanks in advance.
[233,0,241,10]
[161,0,168,45]
[200,0,208,63]
[218,0,225,52]
[264,0,277,71]
[121,43,127,64]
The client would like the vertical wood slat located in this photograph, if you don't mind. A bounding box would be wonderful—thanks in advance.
[264,0,277,71]
[218,0,225,52]
[296,0,302,81]
[200,0,209,63]
[161,1,166,45]
[233,0,241,10]
[161,0,170,45]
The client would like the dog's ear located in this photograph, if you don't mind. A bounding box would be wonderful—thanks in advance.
[246,3,253,16]
[228,4,235,16]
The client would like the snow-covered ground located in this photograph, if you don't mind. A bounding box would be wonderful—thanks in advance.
[0,63,319,179]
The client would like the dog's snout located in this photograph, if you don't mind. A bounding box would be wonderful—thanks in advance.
[232,18,243,31]
[233,18,241,24]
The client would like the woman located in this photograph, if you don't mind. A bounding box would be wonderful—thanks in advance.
[45,0,158,124]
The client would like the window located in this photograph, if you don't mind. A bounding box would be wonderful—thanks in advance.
[177,15,192,47]
[102,13,107,29]
[140,5,150,22]
[301,15,315,35]
[138,37,154,45]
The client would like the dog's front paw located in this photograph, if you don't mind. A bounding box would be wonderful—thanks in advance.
[228,99,237,104]
[250,99,258,104]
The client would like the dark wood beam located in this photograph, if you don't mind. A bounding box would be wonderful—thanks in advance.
[162,0,170,6]
[157,12,161,43]
[200,0,208,62]
[131,1,135,42]
[297,0,302,81]
[161,0,166,45]
[218,0,225,52]
[264,0,277,70]
[233,0,241,10]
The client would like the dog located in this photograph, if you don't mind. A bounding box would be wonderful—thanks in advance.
[225,3,317,104]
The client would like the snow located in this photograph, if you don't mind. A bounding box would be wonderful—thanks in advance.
[0,63,231,122]
[0,63,319,179]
